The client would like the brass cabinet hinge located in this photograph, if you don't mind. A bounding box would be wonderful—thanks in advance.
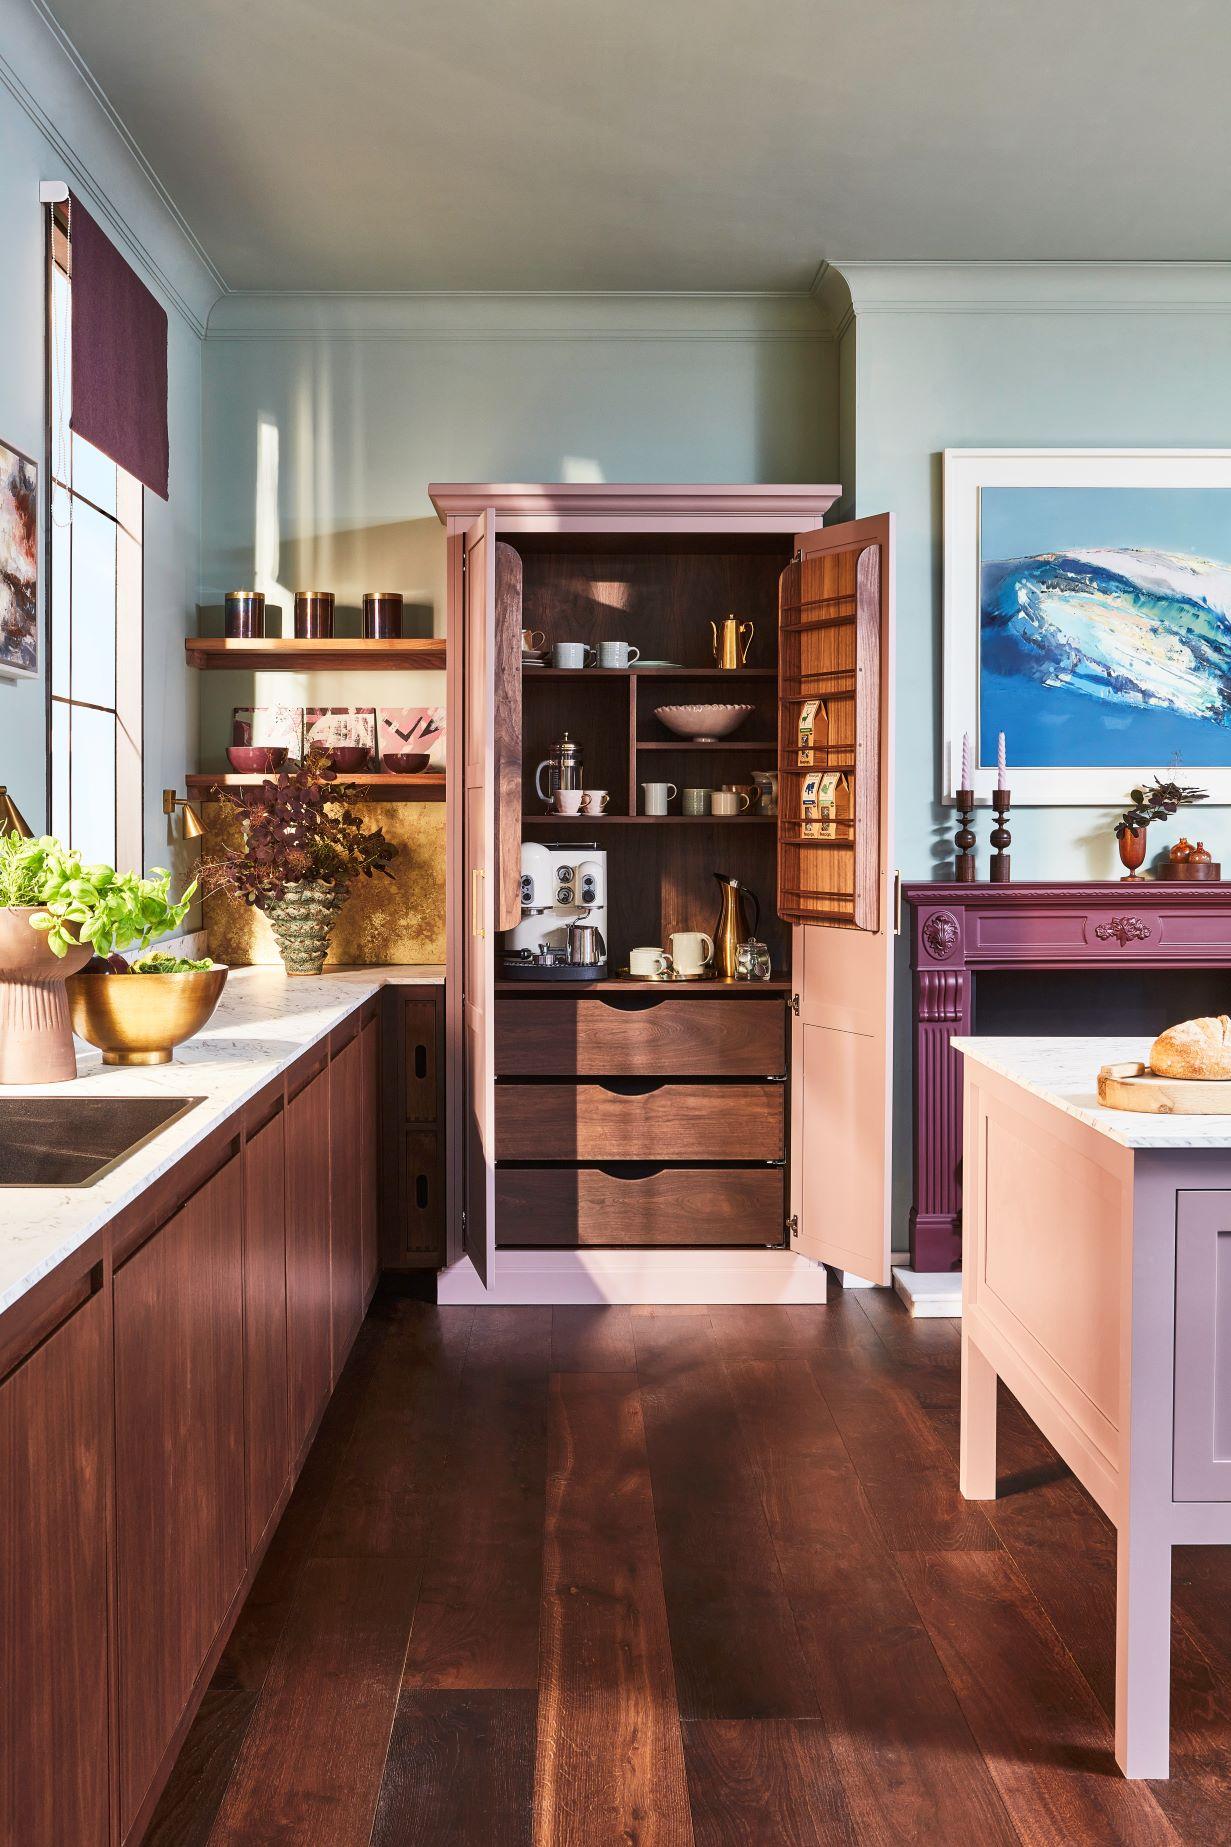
[789,993,800,1016]
[788,1214,799,1240]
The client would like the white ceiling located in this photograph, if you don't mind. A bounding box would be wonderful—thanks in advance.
[39,0,1231,292]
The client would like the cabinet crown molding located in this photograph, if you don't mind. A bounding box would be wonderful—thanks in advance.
[428,482,840,530]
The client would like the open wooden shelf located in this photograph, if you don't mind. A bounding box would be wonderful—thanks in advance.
[495,975,792,995]
[187,772,445,802]
[185,636,447,672]
[523,666,776,681]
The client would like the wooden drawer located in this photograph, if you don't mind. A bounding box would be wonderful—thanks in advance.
[496,1082,784,1162]
[402,1129,444,1262]
[495,1165,785,1248]
[400,995,440,1123]
[494,995,786,1077]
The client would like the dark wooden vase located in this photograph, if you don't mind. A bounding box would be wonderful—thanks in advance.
[1118,826,1148,882]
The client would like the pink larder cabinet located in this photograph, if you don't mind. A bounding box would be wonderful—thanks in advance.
[432,484,895,1304]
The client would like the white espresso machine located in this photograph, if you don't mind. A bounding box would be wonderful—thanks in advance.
[502,840,609,981]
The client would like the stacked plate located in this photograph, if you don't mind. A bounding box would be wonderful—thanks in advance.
[521,647,548,670]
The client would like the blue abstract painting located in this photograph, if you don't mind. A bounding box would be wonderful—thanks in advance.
[979,487,1231,768]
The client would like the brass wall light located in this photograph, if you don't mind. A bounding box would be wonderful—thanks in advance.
[162,789,205,839]
[0,785,34,838]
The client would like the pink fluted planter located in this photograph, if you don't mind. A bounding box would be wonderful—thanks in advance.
[0,908,91,1084]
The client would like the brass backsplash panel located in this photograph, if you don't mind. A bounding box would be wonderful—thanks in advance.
[203,801,446,967]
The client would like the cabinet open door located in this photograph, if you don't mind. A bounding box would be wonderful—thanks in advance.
[462,515,522,1287]
[778,514,894,1283]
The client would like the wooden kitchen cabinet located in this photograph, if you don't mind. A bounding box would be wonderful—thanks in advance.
[329,1029,365,1362]
[382,986,446,1269]
[1,1278,110,1847]
[285,1058,332,1455]
[244,1102,290,1551]
[113,1153,246,1838]
[360,1014,380,1297]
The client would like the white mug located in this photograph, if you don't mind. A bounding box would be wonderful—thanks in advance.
[712,790,751,816]
[641,781,678,815]
[580,789,609,813]
[670,930,714,978]
[552,641,596,670]
[629,945,672,978]
[597,641,641,669]
[554,787,585,814]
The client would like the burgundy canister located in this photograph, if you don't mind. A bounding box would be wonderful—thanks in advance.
[225,590,265,638]
[294,591,335,639]
[362,592,404,639]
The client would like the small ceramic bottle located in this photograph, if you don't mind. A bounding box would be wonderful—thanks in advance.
[1191,841,1213,863]
[1171,836,1193,862]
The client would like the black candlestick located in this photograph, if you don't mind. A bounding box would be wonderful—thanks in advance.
[955,787,976,882]
[990,788,1012,883]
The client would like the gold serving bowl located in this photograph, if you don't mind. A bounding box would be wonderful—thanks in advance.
[67,966,228,1066]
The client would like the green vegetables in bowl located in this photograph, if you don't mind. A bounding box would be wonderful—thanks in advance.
[1,831,197,958]
[82,951,215,975]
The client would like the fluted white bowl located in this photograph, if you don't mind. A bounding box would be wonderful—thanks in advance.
[654,703,754,743]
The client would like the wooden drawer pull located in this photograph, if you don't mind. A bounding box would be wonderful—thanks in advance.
[595,993,665,1012]
[415,1171,430,1209]
[595,1079,665,1097]
[413,1043,429,1080]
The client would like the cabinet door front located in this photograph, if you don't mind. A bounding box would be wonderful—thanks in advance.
[114,1156,246,1835]
[330,1033,365,1361]
[286,1065,333,1451]
[1,1285,110,1847]
[779,515,895,1285]
[245,1108,290,1550]
[360,1015,380,1298]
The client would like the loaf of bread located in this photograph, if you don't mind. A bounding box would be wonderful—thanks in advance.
[1150,1015,1231,1080]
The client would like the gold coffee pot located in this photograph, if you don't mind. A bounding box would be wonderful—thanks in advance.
[713,872,760,979]
[710,614,755,670]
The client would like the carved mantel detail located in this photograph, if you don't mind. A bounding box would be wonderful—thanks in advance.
[917,969,966,1023]
[1094,915,1152,947]
[921,911,960,960]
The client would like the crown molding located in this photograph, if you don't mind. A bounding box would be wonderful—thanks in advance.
[2,0,222,334]
[832,260,1231,317]
[205,289,835,343]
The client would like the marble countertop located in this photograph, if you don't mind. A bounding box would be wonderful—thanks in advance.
[954,1036,1231,1150]
[0,964,444,1319]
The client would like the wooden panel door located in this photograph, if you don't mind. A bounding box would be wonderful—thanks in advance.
[114,1156,246,1835]
[245,1107,290,1551]
[779,515,895,1283]
[1,1284,110,1847]
[359,1014,380,1298]
[330,1033,365,1363]
[463,518,522,1286]
[1174,1190,1231,1499]
[285,1064,333,1452]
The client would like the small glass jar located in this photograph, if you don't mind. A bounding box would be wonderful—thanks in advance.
[225,590,265,638]
[362,592,404,639]
[294,591,335,639]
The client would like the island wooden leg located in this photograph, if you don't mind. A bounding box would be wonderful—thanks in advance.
[1115,1521,1172,1778]
[959,1330,997,1499]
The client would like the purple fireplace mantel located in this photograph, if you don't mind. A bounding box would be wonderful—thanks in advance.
[902,881,1231,1272]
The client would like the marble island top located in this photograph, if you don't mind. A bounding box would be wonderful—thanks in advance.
[0,964,443,1319]
[954,1036,1231,1151]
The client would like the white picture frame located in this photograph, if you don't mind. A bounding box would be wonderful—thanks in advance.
[942,448,1231,805]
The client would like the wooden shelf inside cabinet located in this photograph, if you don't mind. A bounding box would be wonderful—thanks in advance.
[636,739,778,753]
[187,772,446,801]
[523,666,778,681]
[522,811,774,825]
[494,975,793,994]
[184,636,447,672]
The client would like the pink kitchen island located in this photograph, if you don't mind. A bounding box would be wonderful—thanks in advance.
[956,1034,1231,1779]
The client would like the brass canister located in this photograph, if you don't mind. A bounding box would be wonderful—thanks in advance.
[294,591,335,638]
[362,592,404,639]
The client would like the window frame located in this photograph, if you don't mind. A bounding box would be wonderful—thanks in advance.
[44,202,145,872]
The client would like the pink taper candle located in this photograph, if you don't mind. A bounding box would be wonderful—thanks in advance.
[960,732,971,790]
[997,731,1007,791]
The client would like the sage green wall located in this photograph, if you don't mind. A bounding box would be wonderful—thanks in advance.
[839,261,1231,1242]
[0,0,216,875]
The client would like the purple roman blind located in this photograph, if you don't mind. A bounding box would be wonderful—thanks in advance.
[68,194,169,500]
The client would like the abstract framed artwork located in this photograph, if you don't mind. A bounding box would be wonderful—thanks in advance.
[0,439,38,679]
[943,449,1231,804]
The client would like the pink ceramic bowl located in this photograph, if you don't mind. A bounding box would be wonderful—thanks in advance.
[381,751,432,774]
[226,745,288,773]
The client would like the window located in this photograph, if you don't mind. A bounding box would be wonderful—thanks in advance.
[47,207,144,870]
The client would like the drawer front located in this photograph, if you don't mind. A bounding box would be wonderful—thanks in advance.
[1174,1189,1231,1500]
[400,996,440,1123]
[496,1082,784,1162]
[495,997,786,1077]
[496,1164,785,1248]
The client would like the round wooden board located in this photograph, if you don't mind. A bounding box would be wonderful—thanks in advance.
[1097,1061,1231,1114]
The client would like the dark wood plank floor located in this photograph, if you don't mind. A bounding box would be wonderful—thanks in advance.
[148,1288,1231,1845]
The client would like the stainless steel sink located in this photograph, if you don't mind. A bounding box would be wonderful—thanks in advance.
[0,1096,205,1186]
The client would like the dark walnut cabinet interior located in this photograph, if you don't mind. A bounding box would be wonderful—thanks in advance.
[438,484,895,1291]
[0,992,394,1846]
